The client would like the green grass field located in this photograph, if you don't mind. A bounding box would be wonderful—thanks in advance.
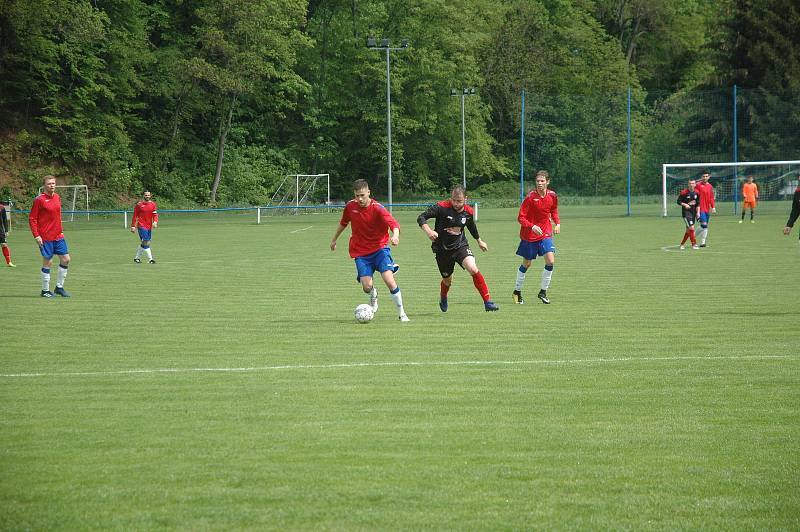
[2,205,799,529]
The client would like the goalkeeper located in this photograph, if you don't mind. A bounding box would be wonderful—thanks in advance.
[783,183,800,239]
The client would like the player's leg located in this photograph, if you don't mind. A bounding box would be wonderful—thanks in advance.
[1,240,13,267]
[40,254,54,297]
[514,241,534,304]
[740,204,745,222]
[53,241,71,297]
[538,243,555,304]
[436,252,454,312]
[750,204,756,222]
[462,253,498,311]
[698,212,709,246]
[377,248,408,321]
[353,256,378,312]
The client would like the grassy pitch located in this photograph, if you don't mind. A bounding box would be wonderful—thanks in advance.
[2,206,798,529]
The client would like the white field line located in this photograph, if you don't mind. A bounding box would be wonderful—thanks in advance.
[0,354,792,379]
[290,226,313,233]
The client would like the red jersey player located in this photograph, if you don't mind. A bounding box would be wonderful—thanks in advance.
[28,175,71,297]
[0,201,14,267]
[513,170,560,304]
[330,179,409,322]
[694,170,716,247]
[131,190,159,264]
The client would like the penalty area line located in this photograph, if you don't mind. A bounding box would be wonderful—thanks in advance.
[290,226,313,233]
[0,354,793,379]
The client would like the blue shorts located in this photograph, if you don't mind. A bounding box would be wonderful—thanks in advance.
[698,211,711,224]
[354,247,397,281]
[137,228,152,241]
[40,238,69,258]
[516,238,555,260]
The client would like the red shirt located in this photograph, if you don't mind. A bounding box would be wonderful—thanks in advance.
[695,181,715,212]
[339,199,400,258]
[29,192,64,241]
[518,189,560,242]
[132,200,159,230]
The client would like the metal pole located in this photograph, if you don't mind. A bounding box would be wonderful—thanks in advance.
[733,84,739,215]
[386,47,393,213]
[626,87,632,217]
[519,89,525,203]
[461,93,467,189]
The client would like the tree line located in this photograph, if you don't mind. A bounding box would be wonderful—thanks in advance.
[1,0,798,207]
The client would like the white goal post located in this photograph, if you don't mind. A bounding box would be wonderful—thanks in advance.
[661,160,800,216]
[267,174,330,215]
[37,184,90,221]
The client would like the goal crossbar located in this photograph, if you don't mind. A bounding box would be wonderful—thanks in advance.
[661,160,800,216]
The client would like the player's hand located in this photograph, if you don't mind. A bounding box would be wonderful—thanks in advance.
[34,236,43,246]
[553,223,561,234]
[531,225,543,236]
[477,238,488,252]
[784,226,792,235]
[330,240,337,251]
[712,207,716,214]
[426,230,438,242]
[130,226,136,233]
[152,222,157,229]
[390,235,399,246]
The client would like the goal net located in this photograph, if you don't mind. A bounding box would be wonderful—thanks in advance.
[661,160,800,216]
[37,185,90,221]
[264,174,330,215]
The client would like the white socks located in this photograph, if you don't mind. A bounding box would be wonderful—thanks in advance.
[56,264,68,288]
[391,289,406,317]
[515,269,526,291]
[41,268,51,291]
[541,268,553,291]
[145,247,153,261]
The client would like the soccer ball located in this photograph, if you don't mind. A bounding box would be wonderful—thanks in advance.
[354,304,374,323]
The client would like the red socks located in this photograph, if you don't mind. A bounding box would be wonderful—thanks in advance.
[2,246,10,264]
[440,280,450,299]
[472,271,491,302]
[681,229,697,245]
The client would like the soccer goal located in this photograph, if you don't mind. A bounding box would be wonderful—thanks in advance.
[37,184,90,221]
[661,160,800,216]
[264,174,330,215]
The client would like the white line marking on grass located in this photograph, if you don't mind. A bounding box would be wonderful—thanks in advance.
[290,226,313,233]
[0,354,792,378]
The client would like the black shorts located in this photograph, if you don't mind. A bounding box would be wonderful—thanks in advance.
[435,246,473,277]
[0,232,6,244]
[683,216,696,228]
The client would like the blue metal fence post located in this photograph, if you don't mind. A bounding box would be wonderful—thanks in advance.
[520,89,525,204]
[733,84,739,215]
[627,87,632,217]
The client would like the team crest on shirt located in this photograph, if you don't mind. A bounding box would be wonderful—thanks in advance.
[461,217,466,224]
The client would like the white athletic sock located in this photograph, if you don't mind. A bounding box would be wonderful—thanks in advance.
[145,247,153,261]
[515,269,526,291]
[56,264,68,288]
[41,268,51,291]
[391,289,405,316]
[135,246,142,260]
[369,287,378,311]
[700,227,708,244]
[541,268,553,291]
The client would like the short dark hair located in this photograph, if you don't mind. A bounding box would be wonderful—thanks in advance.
[535,170,550,180]
[451,184,466,197]
[353,179,369,191]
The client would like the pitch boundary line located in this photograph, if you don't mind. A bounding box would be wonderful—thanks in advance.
[0,354,792,379]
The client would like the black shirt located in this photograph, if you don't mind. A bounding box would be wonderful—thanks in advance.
[417,200,480,252]
[677,189,699,219]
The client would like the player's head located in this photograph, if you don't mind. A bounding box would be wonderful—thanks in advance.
[450,185,466,212]
[42,175,57,195]
[143,190,153,201]
[534,170,550,193]
[353,179,371,207]
[701,170,710,182]
[746,175,754,182]
[688,179,696,191]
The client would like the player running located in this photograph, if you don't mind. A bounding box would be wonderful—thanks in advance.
[677,179,700,250]
[783,183,800,240]
[417,185,498,313]
[331,179,409,322]
[0,200,15,267]
[740,175,758,223]
[131,190,159,264]
[28,175,71,297]
[695,170,716,247]
[513,169,560,305]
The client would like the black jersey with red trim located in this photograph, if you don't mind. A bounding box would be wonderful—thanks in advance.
[417,200,479,252]
[677,188,700,219]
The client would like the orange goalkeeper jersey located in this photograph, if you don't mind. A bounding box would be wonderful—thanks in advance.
[742,182,758,202]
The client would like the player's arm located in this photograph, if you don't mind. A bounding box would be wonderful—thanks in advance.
[330,223,347,251]
[130,204,139,232]
[152,204,158,228]
[785,190,800,235]
[417,205,439,241]
[380,208,401,246]
[551,195,561,234]
[518,197,543,234]
[28,198,43,244]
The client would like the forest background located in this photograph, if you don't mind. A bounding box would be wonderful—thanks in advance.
[0,0,798,208]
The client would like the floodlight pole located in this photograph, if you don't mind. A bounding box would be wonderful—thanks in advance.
[368,37,409,213]
[450,88,476,189]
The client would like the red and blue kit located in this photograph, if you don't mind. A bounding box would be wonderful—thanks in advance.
[518,189,560,242]
[339,199,400,258]
[695,181,715,213]
[132,201,159,230]
[28,193,64,241]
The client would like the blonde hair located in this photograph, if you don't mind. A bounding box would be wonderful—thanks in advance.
[43,175,57,184]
